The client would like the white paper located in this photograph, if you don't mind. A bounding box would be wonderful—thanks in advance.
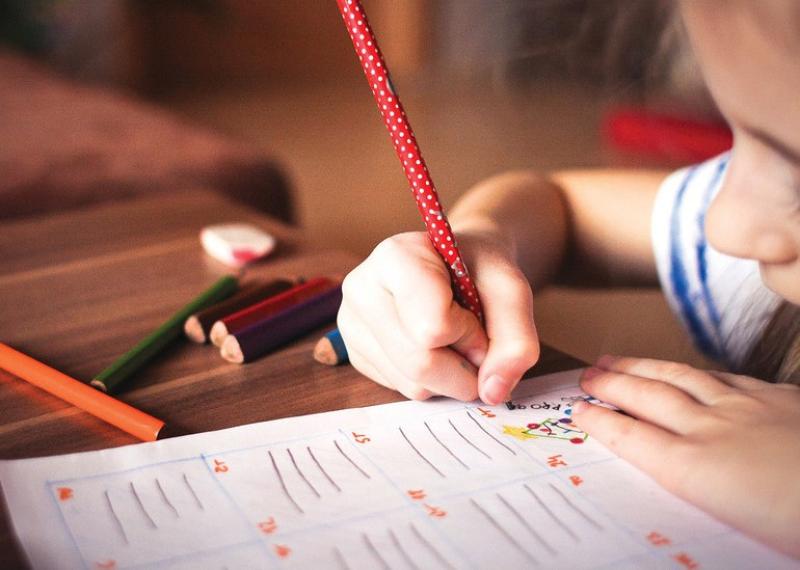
[1,369,796,569]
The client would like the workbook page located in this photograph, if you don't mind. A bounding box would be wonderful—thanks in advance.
[1,369,794,569]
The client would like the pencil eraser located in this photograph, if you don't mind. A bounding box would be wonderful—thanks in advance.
[200,223,277,268]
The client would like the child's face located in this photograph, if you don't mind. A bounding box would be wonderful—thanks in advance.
[682,0,800,304]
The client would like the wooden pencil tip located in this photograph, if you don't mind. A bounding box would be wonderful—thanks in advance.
[183,316,206,344]
[220,336,245,364]
[89,379,108,392]
[313,337,338,366]
[209,321,228,347]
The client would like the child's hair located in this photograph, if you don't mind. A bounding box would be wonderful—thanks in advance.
[744,303,800,384]
[507,0,709,105]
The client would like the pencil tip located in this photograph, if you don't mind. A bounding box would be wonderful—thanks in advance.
[89,379,108,392]
[313,337,337,365]
[184,316,206,344]
[209,322,228,347]
[220,336,244,364]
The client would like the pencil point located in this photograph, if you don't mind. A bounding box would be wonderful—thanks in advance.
[220,336,245,364]
[313,337,338,366]
[209,322,228,347]
[90,379,108,392]
[184,316,206,344]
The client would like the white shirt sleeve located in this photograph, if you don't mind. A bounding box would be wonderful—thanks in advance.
[651,153,781,370]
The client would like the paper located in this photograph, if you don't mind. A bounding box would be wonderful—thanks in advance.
[1,369,795,569]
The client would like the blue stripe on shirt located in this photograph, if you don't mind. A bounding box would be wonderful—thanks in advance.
[695,155,729,360]
[669,166,721,360]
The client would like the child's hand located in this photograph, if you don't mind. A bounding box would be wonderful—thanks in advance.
[573,356,800,558]
[337,231,540,405]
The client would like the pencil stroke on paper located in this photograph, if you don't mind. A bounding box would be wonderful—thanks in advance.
[389,527,420,570]
[448,418,491,460]
[287,448,321,498]
[307,446,342,492]
[130,481,157,529]
[181,473,204,511]
[332,546,351,570]
[269,450,304,514]
[155,478,180,518]
[424,421,469,470]
[362,532,390,570]
[548,482,603,531]
[470,498,538,565]
[399,426,446,478]
[103,490,129,545]
[465,410,516,455]
[496,492,557,556]
[524,483,579,542]
[334,439,371,479]
[409,522,455,570]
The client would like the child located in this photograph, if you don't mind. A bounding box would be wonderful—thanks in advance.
[337,0,800,558]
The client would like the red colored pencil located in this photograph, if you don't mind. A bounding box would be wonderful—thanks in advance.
[335,0,483,322]
[209,277,338,346]
[184,278,295,343]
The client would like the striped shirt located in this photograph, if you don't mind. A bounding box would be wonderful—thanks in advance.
[651,153,781,370]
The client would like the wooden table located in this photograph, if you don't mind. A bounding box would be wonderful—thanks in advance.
[0,191,582,568]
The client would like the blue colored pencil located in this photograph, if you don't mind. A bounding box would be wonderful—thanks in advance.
[313,328,349,366]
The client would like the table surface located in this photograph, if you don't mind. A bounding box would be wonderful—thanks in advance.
[0,191,582,568]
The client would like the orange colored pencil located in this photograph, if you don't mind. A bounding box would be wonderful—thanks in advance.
[0,343,164,441]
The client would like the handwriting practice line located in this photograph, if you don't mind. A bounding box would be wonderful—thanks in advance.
[269,450,303,514]
[399,426,446,478]
[425,421,469,470]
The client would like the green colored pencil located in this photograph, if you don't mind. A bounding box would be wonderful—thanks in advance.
[91,275,238,393]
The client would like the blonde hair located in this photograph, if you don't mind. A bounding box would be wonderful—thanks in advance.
[743,303,800,384]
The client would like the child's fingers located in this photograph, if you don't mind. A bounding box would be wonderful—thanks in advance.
[339,307,434,400]
[707,371,778,391]
[596,355,731,404]
[378,243,489,366]
[392,281,488,368]
[475,267,540,405]
[571,401,686,490]
[579,368,705,434]
[348,285,480,402]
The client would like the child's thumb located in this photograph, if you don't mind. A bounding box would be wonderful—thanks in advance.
[476,276,540,406]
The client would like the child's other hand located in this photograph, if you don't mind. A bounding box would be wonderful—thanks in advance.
[337,231,539,405]
[573,356,800,558]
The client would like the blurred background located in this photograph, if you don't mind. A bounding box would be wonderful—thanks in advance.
[0,0,727,367]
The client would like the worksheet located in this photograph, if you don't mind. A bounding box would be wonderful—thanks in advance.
[1,369,795,569]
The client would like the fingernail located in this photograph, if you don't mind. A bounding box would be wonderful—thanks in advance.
[572,400,589,413]
[581,366,603,381]
[596,354,617,369]
[481,374,510,405]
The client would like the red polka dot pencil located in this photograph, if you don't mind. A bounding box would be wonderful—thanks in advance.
[335,0,483,322]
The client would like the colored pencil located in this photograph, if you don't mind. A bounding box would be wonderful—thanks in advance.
[209,276,337,347]
[0,343,164,441]
[184,278,295,343]
[221,286,343,364]
[92,275,238,393]
[313,328,349,366]
[335,0,483,322]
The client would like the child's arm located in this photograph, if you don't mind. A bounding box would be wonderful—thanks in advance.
[338,168,666,405]
[449,168,666,288]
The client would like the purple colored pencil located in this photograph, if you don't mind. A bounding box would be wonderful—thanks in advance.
[220,286,343,363]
